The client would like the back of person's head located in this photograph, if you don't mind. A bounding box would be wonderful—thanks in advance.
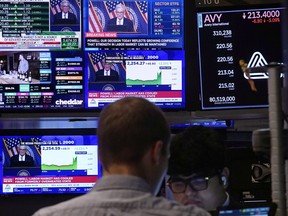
[168,126,227,176]
[98,97,170,170]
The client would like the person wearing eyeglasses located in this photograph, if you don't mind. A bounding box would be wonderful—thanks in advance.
[106,4,134,32]
[167,126,234,211]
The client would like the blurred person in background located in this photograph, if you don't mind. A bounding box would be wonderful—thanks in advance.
[167,126,236,212]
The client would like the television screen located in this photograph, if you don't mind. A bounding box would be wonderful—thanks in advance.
[0,50,85,110]
[0,129,99,194]
[86,50,185,109]
[197,5,283,110]
[84,0,184,50]
[0,0,81,50]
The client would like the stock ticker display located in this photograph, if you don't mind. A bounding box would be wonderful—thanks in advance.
[0,0,186,111]
[197,6,283,109]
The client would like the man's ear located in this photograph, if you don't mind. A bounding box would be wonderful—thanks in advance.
[150,141,164,165]
[220,167,230,188]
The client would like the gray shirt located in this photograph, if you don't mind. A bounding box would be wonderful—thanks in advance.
[33,175,211,216]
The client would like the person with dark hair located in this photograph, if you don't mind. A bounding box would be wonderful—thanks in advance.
[167,126,232,211]
[33,97,210,216]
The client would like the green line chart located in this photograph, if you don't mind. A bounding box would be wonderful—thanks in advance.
[126,60,182,90]
[41,145,98,175]
[42,157,77,170]
[126,72,162,85]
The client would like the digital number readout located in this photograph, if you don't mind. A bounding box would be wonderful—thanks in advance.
[197,7,283,109]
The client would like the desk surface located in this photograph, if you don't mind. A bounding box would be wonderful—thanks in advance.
[0,74,39,84]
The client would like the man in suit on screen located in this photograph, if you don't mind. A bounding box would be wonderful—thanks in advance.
[53,0,77,25]
[106,4,134,32]
[10,144,34,167]
[95,60,119,82]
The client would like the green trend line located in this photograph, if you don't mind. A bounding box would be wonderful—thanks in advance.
[37,31,76,35]
[126,72,162,85]
[42,157,77,170]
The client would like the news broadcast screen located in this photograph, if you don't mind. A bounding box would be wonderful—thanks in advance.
[86,50,185,109]
[0,133,99,194]
[0,0,81,50]
[84,0,184,50]
[197,6,283,110]
[0,51,85,110]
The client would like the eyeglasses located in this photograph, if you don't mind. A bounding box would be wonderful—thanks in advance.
[167,174,217,193]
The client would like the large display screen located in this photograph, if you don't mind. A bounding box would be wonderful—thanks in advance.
[86,50,185,108]
[0,131,99,194]
[0,0,186,112]
[0,0,81,50]
[83,0,184,50]
[197,6,283,110]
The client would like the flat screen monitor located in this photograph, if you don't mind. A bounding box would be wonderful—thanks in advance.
[84,0,184,50]
[0,129,99,194]
[86,50,185,109]
[197,5,283,110]
[0,0,81,50]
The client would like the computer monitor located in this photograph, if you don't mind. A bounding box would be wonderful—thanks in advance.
[217,202,277,216]
[196,2,283,110]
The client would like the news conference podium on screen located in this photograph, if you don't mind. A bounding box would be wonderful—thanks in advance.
[3,167,41,177]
